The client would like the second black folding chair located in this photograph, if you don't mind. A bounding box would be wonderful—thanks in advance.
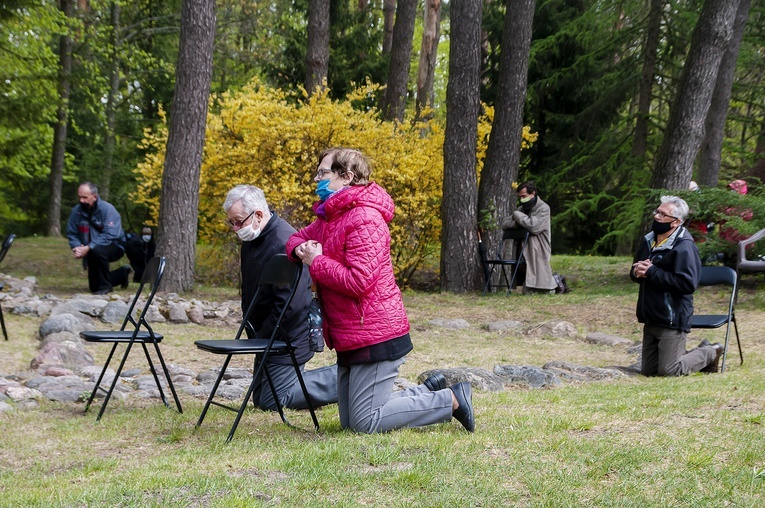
[195,253,319,442]
[481,228,530,294]
[690,265,742,373]
[80,256,182,420]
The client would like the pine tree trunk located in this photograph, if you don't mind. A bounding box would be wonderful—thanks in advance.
[415,0,441,118]
[440,0,482,292]
[156,0,216,292]
[102,1,121,200]
[383,0,396,54]
[478,0,535,242]
[306,0,330,95]
[651,0,740,191]
[382,0,417,122]
[631,0,662,159]
[696,0,751,187]
[47,0,74,237]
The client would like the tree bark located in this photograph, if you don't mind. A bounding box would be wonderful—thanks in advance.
[383,0,396,54]
[156,0,216,292]
[478,0,535,242]
[651,0,740,191]
[47,0,74,237]
[382,0,417,122]
[305,0,330,96]
[415,0,441,118]
[440,0,482,292]
[102,1,121,200]
[696,0,751,187]
[631,0,663,159]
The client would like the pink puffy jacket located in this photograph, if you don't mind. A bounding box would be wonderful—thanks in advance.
[286,182,410,352]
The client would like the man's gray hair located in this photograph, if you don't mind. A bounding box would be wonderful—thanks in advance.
[80,181,98,195]
[660,195,689,222]
[223,185,268,214]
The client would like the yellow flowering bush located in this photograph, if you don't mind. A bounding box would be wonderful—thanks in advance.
[133,79,536,285]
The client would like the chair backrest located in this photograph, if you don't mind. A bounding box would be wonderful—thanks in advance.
[235,254,302,342]
[0,234,16,264]
[120,256,166,334]
[698,265,737,288]
[494,229,530,261]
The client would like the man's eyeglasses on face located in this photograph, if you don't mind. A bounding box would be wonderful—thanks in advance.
[227,211,254,229]
[315,168,335,179]
[653,209,679,221]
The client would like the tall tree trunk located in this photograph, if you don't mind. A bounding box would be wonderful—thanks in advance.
[306,0,330,96]
[651,0,740,191]
[415,0,441,119]
[47,0,74,237]
[441,0,482,292]
[478,0,534,242]
[382,0,396,54]
[382,0,417,122]
[696,0,751,187]
[156,0,216,292]
[102,1,121,200]
[631,0,663,159]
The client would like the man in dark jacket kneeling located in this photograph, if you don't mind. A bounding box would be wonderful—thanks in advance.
[630,195,722,376]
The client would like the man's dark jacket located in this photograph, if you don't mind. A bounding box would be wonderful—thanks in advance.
[241,212,313,365]
[630,226,701,332]
[66,197,126,251]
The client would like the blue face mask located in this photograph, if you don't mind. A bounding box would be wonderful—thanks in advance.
[315,179,338,201]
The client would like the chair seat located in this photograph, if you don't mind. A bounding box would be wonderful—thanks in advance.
[195,338,291,355]
[80,330,164,342]
[690,315,729,329]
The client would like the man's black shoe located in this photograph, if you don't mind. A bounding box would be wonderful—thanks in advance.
[94,288,112,295]
[423,372,447,392]
[450,382,475,432]
[701,343,723,373]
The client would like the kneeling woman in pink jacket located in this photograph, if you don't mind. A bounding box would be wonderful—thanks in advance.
[288,147,474,433]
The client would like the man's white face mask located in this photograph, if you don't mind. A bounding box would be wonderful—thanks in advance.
[236,223,260,242]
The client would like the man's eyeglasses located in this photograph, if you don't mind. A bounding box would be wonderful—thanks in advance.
[227,211,254,229]
[653,209,679,221]
[315,167,336,179]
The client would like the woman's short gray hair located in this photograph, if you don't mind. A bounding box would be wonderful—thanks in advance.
[660,195,689,222]
[223,185,268,214]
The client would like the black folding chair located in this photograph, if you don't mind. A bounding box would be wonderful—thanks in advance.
[690,265,741,373]
[195,253,319,442]
[481,228,529,294]
[0,234,17,341]
[80,256,182,420]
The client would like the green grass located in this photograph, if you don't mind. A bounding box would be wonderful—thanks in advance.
[1,237,765,506]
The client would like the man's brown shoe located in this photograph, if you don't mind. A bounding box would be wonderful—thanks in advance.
[701,343,723,373]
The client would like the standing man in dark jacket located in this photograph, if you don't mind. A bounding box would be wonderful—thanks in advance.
[66,182,130,294]
[631,195,722,376]
[223,185,337,411]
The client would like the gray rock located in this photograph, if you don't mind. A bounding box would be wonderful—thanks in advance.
[494,365,561,388]
[39,313,95,338]
[428,318,471,329]
[188,306,205,324]
[420,367,504,392]
[41,331,83,348]
[168,302,190,323]
[42,389,87,403]
[5,386,43,402]
[585,332,634,347]
[50,302,96,324]
[542,361,626,381]
[145,304,166,323]
[183,385,211,397]
[121,368,143,377]
[222,368,252,380]
[42,366,75,377]
[526,320,578,338]
[101,300,129,323]
[0,401,13,412]
[30,341,95,371]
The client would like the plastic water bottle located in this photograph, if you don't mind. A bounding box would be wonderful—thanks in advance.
[308,290,324,352]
